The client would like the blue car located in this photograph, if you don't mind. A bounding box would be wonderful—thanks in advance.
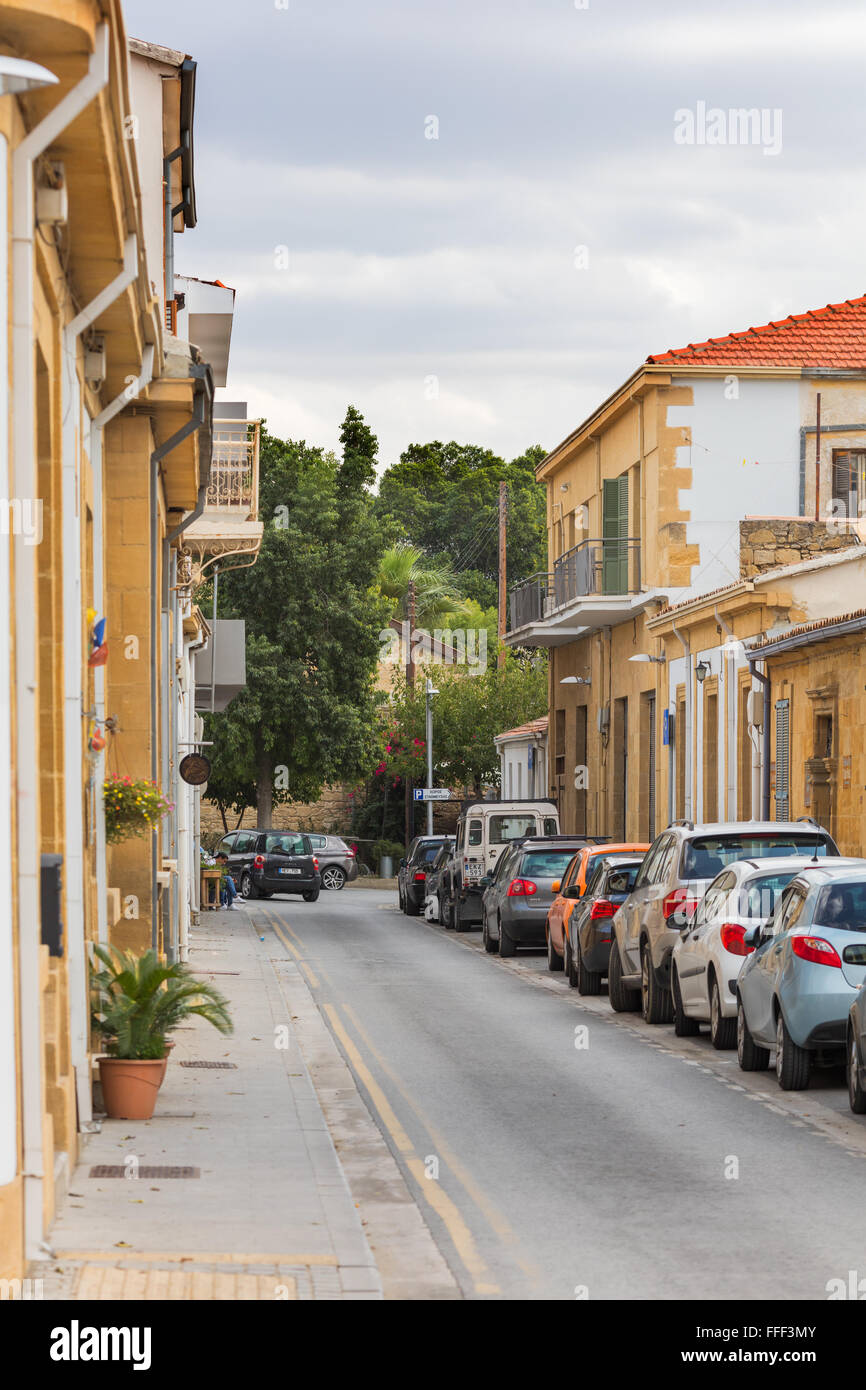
[737,862,866,1090]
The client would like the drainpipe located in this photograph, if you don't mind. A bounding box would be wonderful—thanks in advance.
[92,344,155,944]
[714,605,738,820]
[61,235,138,1129]
[12,22,109,1262]
[671,620,692,820]
[748,658,772,821]
[0,135,15,1195]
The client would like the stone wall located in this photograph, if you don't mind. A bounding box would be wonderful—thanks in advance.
[200,784,355,842]
[739,518,863,578]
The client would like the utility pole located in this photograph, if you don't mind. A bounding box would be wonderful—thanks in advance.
[814,392,822,522]
[498,480,507,669]
[426,678,434,835]
[405,581,415,850]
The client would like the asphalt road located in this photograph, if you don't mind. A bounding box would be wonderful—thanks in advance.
[244,887,866,1301]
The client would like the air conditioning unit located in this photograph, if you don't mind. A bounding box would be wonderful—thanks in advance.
[84,337,106,391]
[746,689,764,729]
[36,162,67,226]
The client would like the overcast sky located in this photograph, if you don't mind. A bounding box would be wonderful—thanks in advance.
[123,0,866,469]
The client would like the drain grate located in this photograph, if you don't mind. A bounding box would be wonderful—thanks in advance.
[180,1060,237,1069]
[89,1165,200,1179]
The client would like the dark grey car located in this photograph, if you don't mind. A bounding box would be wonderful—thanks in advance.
[398,835,454,916]
[216,828,320,901]
[565,856,643,994]
[481,838,593,959]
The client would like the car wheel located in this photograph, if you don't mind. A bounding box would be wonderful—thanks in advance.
[483,916,498,954]
[848,1028,866,1114]
[672,967,700,1036]
[709,976,736,1050]
[775,1012,811,1091]
[564,933,576,988]
[498,921,516,957]
[737,999,770,1071]
[404,889,421,917]
[240,872,259,901]
[322,865,346,891]
[576,941,602,996]
[641,941,673,1025]
[546,926,564,973]
[608,936,640,1013]
[443,895,455,929]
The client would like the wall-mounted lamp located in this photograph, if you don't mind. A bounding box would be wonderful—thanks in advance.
[628,654,665,665]
[0,54,59,94]
[560,482,570,493]
[695,660,710,683]
[560,675,590,686]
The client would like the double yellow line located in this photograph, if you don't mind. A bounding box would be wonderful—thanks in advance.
[256,904,535,1296]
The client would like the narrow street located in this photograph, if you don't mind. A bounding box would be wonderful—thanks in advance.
[250,887,866,1302]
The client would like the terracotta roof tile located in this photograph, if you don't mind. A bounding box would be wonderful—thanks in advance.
[647,294,866,369]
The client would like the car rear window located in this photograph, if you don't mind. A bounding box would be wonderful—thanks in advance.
[520,850,577,878]
[682,834,835,879]
[265,834,306,855]
[586,849,643,879]
[740,871,801,918]
[814,882,866,932]
[489,815,537,844]
[418,842,445,865]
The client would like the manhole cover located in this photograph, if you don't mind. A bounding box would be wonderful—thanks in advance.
[180,1061,237,1069]
[89,1165,200,1179]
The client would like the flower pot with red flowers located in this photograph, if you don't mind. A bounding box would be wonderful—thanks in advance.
[90,946,232,1120]
[103,776,172,845]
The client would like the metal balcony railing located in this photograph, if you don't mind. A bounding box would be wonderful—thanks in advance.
[508,538,641,630]
[205,419,261,518]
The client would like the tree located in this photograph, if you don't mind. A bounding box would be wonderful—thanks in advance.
[375,441,548,593]
[205,411,390,827]
[376,542,472,628]
[378,654,548,797]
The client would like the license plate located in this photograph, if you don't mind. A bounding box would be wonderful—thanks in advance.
[280,867,302,875]
[465,862,482,880]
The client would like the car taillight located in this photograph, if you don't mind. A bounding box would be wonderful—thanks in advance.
[589,898,614,920]
[663,888,698,922]
[254,855,264,868]
[792,935,842,968]
[414,871,426,882]
[507,879,538,897]
[313,857,319,870]
[720,922,753,956]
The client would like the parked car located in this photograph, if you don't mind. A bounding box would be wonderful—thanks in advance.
[306,834,358,891]
[546,841,646,973]
[398,835,454,917]
[565,856,645,994]
[846,973,866,1113]
[424,842,456,922]
[736,861,866,1089]
[215,828,321,901]
[479,838,594,958]
[609,820,840,1024]
[670,856,816,1048]
[444,799,560,929]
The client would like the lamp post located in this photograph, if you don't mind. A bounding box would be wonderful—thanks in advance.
[425,679,438,834]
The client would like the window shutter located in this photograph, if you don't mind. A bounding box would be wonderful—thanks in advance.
[775,699,790,822]
[602,476,629,593]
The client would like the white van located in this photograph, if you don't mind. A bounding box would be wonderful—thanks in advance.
[444,799,560,928]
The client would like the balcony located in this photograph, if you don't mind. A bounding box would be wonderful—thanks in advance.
[182,409,264,572]
[507,538,654,648]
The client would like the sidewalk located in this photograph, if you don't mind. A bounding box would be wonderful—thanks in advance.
[34,907,382,1300]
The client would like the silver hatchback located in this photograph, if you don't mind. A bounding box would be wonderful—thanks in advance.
[306,834,359,890]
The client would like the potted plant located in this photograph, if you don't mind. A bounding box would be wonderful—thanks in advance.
[103,776,173,845]
[90,945,232,1120]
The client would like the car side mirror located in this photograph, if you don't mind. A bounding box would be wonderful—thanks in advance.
[743,924,763,948]
[479,876,491,888]
[565,885,580,900]
[399,858,406,869]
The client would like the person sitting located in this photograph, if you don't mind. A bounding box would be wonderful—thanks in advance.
[216,853,240,910]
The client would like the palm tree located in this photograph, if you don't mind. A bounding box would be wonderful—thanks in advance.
[377,543,473,628]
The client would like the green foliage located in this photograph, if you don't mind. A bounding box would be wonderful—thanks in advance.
[90,946,233,1060]
[103,776,172,844]
[378,654,548,796]
[375,440,547,588]
[205,410,391,825]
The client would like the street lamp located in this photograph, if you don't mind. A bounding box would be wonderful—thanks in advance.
[695,660,710,683]
[628,654,665,664]
[560,675,591,685]
[425,679,438,835]
[0,55,59,94]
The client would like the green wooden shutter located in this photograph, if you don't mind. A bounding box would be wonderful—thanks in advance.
[602,476,628,593]
[775,699,790,822]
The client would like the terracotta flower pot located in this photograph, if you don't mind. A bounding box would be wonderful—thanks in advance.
[98,1057,164,1120]
[158,1039,175,1087]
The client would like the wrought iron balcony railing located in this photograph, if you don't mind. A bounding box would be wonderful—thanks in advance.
[205,419,260,518]
[508,538,641,630]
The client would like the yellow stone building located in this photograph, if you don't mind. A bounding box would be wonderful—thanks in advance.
[506,298,866,846]
[0,2,258,1283]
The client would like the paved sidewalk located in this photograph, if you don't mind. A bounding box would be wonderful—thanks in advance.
[34,908,382,1300]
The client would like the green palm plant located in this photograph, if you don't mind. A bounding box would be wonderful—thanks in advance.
[377,542,474,629]
[90,945,233,1060]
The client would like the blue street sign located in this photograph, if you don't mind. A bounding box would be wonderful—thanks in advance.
[413,788,424,800]
[663,708,671,746]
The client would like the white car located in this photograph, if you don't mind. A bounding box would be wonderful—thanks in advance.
[671,855,829,1049]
